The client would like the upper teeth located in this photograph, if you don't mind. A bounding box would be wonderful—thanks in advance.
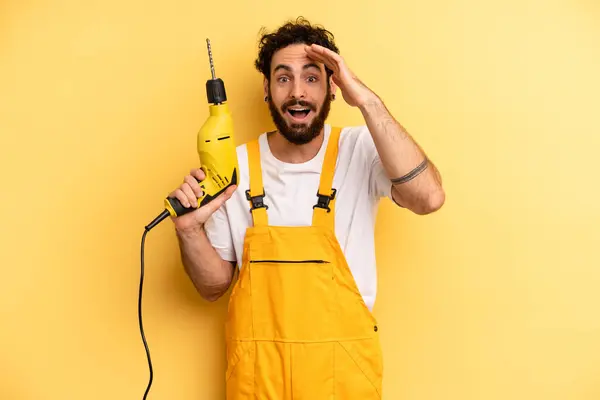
[290,108,308,111]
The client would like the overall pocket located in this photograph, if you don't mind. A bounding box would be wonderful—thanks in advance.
[225,340,255,399]
[247,259,335,341]
[334,337,383,399]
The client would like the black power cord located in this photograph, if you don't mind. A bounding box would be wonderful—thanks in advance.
[139,209,169,399]
[139,227,153,399]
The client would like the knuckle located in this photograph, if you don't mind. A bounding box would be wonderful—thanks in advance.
[174,190,186,202]
[183,185,194,196]
[193,173,204,183]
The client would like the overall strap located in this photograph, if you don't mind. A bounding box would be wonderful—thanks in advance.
[312,126,342,230]
[245,138,269,227]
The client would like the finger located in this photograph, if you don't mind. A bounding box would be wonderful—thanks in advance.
[306,44,343,65]
[212,185,237,209]
[184,174,204,197]
[223,184,237,198]
[190,168,206,182]
[201,185,237,214]
[307,48,354,83]
[317,45,344,64]
[181,184,198,208]
[304,46,330,62]
[305,49,340,74]
[172,189,190,208]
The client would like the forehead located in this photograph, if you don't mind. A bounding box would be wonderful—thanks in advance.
[271,43,324,74]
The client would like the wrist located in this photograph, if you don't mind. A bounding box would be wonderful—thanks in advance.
[175,223,205,239]
[357,93,383,113]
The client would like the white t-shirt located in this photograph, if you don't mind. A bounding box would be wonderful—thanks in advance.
[203,124,393,311]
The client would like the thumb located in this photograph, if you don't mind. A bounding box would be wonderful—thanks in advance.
[195,185,237,220]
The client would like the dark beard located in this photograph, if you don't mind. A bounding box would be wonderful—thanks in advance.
[267,91,332,145]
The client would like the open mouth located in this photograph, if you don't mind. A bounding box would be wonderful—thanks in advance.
[286,107,312,121]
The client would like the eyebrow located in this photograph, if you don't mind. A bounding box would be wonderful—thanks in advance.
[273,63,322,74]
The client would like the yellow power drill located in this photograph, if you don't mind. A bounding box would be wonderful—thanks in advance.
[144,38,239,231]
[139,38,239,400]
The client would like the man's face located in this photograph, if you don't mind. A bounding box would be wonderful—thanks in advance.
[265,43,334,145]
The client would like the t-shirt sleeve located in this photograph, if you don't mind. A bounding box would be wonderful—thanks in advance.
[359,127,393,200]
[203,204,236,263]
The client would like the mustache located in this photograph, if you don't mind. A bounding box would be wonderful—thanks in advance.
[281,99,317,112]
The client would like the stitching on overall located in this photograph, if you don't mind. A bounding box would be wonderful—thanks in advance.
[338,341,381,397]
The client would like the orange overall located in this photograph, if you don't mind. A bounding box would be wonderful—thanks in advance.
[224,127,383,399]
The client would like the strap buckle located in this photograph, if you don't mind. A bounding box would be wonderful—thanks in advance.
[245,189,268,210]
[313,188,337,213]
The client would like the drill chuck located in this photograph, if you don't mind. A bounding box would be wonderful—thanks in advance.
[206,78,227,104]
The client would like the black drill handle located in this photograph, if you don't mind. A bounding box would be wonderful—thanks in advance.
[165,176,207,217]
[166,196,198,217]
[165,169,237,218]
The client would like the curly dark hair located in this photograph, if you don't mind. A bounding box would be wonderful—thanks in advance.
[254,17,340,81]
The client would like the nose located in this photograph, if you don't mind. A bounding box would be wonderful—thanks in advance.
[290,79,306,99]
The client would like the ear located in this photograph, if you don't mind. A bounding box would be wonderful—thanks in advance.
[329,75,338,99]
[263,77,269,100]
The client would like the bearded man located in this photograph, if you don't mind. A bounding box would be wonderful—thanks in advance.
[169,16,445,400]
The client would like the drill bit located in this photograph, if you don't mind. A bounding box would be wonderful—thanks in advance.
[206,38,216,80]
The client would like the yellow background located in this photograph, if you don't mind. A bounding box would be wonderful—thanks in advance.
[2,0,600,399]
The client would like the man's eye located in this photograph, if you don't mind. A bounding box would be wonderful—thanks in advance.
[307,76,317,82]
[278,76,289,83]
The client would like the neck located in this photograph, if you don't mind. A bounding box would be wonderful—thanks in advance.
[267,128,325,164]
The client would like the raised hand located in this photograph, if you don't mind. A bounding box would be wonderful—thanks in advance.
[304,44,379,108]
